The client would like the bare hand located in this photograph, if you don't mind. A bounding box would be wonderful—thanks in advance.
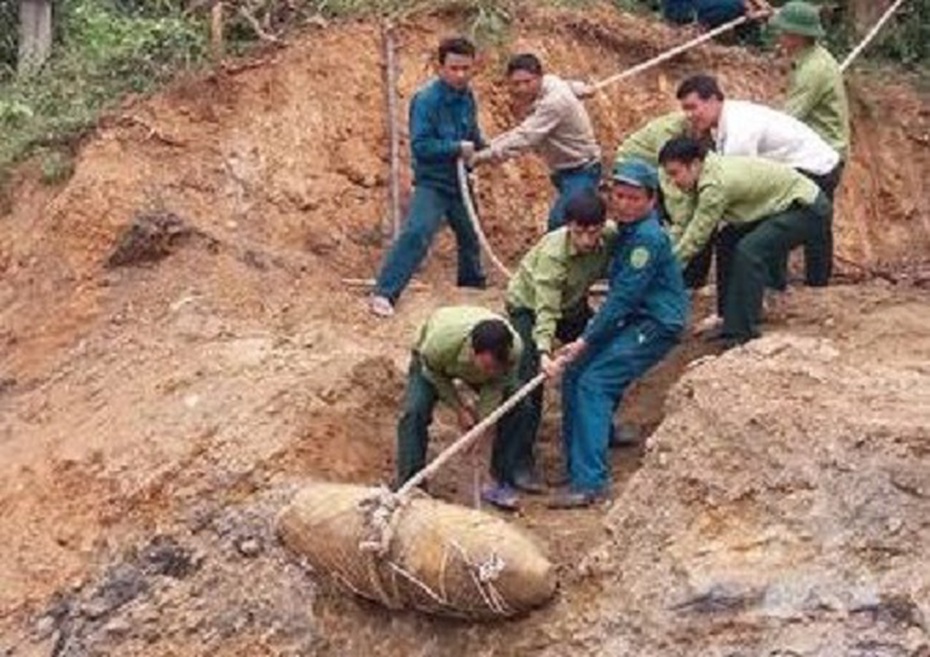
[540,353,562,379]
[470,149,494,167]
[575,83,597,99]
[556,339,587,365]
[459,140,476,163]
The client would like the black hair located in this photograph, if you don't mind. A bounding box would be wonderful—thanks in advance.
[564,189,607,227]
[658,137,708,166]
[438,37,476,65]
[506,53,544,77]
[471,319,514,366]
[676,74,725,102]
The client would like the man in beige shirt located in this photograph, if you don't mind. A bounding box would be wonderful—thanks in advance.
[473,53,602,231]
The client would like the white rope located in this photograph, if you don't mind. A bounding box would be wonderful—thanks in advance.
[840,0,908,72]
[457,158,514,280]
[396,373,546,498]
[591,16,750,93]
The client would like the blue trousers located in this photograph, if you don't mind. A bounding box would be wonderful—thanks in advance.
[548,163,602,231]
[561,320,679,494]
[375,185,485,303]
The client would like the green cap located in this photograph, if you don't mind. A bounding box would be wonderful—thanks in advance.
[771,1,826,39]
[612,159,659,191]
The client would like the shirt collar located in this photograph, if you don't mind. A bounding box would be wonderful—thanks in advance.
[437,78,469,99]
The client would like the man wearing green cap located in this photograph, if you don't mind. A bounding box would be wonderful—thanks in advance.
[549,159,689,508]
[502,190,617,497]
[773,1,851,283]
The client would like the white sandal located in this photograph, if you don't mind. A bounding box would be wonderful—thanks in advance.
[369,295,395,318]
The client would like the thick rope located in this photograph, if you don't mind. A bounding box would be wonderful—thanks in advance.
[591,16,749,93]
[457,158,513,280]
[840,0,908,72]
[396,373,547,498]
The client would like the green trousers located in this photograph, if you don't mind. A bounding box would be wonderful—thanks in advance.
[506,305,592,478]
[721,194,832,341]
[394,353,522,488]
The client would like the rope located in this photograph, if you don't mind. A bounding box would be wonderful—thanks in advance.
[457,158,513,280]
[591,16,750,93]
[840,0,908,72]
[396,373,547,497]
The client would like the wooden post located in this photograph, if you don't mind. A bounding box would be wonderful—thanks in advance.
[17,0,52,75]
[210,1,225,62]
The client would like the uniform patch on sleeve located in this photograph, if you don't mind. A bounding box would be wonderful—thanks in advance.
[629,246,651,270]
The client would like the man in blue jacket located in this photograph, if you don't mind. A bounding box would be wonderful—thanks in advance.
[549,160,690,509]
[370,37,486,318]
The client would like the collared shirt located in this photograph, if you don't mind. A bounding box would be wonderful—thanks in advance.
[488,74,601,171]
[413,306,523,418]
[785,43,851,160]
[716,99,840,175]
[410,78,485,195]
[582,211,689,345]
[506,222,618,353]
[671,153,820,263]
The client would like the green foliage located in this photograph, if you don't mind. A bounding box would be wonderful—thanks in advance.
[38,147,75,184]
[0,0,205,171]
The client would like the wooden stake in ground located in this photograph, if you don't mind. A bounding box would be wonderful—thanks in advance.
[382,22,402,239]
[210,1,225,61]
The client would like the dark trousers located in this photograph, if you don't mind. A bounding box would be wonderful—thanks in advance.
[375,185,485,304]
[394,353,520,488]
[505,305,592,480]
[720,194,832,341]
[799,162,844,286]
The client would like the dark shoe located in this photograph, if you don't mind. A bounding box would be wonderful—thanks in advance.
[547,489,603,510]
[481,483,520,511]
[609,424,638,449]
[513,470,547,495]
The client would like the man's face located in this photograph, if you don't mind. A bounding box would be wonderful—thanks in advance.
[567,222,604,254]
[777,32,809,56]
[611,184,655,223]
[663,160,702,192]
[474,352,505,378]
[680,92,721,134]
[508,69,542,103]
[439,52,475,90]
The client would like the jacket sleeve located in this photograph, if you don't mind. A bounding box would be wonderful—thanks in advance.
[469,94,487,150]
[673,181,726,264]
[529,252,567,355]
[488,97,563,160]
[784,67,827,121]
[582,238,659,348]
[410,93,461,164]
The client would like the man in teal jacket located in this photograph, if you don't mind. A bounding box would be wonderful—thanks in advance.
[370,37,486,318]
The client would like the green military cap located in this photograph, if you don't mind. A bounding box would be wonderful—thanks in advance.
[771,1,826,39]
[612,158,659,192]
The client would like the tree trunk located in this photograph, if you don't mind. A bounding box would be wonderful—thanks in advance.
[17,0,52,75]
[847,0,895,36]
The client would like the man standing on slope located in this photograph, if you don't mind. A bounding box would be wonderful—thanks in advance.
[676,74,841,289]
[503,190,618,497]
[370,37,486,318]
[550,161,689,509]
[772,0,851,283]
[472,53,602,231]
[658,137,831,347]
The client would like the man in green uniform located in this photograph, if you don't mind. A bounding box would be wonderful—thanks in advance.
[615,112,713,288]
[504,190,617,494]
[658,137,831,345]
[772,1,851,283]
[394,306,524,510]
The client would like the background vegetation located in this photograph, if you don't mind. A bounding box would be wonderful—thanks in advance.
[0,0,927,177]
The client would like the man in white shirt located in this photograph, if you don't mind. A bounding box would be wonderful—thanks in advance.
[675,73,840,294]
[473,53,602,231]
